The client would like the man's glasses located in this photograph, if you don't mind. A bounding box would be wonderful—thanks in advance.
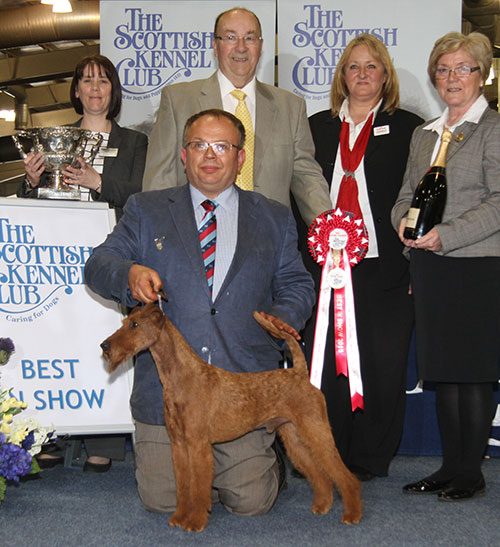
[185,141,240,155]
[215,34,262,46]
[435,65,481,80]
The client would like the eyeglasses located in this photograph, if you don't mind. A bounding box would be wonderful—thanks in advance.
[185,141,240,155]
[215,34,262,45]
[435,66,481,79]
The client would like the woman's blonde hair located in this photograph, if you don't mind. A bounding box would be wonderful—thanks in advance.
[427,31,492,86]
[330,33,399,116]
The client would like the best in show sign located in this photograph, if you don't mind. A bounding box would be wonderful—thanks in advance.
[0,199,133,435]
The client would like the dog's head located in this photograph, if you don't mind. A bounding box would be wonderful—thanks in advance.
[100,303,165,373]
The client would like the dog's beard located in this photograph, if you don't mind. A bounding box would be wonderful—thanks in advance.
[101,344,132,373]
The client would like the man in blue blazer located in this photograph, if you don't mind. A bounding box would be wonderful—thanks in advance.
[85,109,315,516]
[142,7,331,227]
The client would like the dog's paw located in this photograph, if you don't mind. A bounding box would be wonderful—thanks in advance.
[169,511,208,532]
[341,510,363,525]
[311,501,332,514]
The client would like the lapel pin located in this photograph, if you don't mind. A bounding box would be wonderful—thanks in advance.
[455,132,464,142]
[154,236,165,250]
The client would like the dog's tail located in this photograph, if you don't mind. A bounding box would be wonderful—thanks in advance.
[253,311,308,374]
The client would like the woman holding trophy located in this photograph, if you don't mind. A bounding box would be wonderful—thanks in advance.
[17,54,148,221]
[17,54,148,472]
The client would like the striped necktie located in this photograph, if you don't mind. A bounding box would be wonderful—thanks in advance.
[231,89,254,191]
[198,200,217,293]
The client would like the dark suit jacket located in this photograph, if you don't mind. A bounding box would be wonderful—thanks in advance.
[308,106,423,289]
[84,184,315,424]
[17,119,148,220]
[142,72,332,226]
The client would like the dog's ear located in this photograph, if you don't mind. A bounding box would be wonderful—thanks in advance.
[149,304,165,326]
[129,305,143,317]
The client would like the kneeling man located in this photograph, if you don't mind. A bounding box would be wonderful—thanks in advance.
[84,109,314,515]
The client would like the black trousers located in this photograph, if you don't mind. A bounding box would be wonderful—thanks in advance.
[303,258,414,476]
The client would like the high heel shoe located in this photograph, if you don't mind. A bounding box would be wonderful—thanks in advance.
[83,459,112,474]
[36,454,64,469]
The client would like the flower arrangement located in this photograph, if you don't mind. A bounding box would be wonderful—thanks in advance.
[0,337,55,504]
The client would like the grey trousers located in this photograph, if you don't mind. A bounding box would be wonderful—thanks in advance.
[134,421,279,516]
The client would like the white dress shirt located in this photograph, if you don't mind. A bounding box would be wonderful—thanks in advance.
[330,99,383,258]
[218,70,257,129]
[423,94,488,166]
[190,184,239,300]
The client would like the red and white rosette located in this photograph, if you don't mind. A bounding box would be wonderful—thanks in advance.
[308,208,368,411]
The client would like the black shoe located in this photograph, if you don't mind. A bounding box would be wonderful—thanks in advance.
[403,478,451,494]
[349,465,375,482]
[36,455,64,469]
[437,479,486,502]
[83,459,112,474]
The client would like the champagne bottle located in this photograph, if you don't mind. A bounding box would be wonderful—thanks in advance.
[403,128,452,240]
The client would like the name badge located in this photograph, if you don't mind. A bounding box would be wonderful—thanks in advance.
[98,147,119,157]
[373,125,390,137]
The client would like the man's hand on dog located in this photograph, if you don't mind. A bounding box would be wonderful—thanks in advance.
[256,311,301,340]
[128,264,164,303]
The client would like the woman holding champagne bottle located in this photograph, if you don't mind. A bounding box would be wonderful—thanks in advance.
[301,34,422,482]
[392,32,500,500]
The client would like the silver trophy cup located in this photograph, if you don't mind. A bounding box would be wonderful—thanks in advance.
[12,126,103,200]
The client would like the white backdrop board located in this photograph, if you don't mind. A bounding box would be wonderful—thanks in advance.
[277,0,462,119]
[100,0,277,132]
[0,198,133,435]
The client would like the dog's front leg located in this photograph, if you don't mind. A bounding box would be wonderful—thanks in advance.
[169,437,213,532]
[168,435,193,530]
[187,439,214,529]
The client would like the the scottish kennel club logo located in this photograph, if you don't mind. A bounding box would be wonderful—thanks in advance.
[113,7,214,101]
[0,217,91,322]
[291,5,399,101]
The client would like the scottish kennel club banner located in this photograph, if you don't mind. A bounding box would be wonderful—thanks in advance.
[100,0,276,133]
[277,0,461,118]
[0,199,134,435]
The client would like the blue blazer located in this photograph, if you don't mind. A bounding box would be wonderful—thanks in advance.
[84,184,315,424]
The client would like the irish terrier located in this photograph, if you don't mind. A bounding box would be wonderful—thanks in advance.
[100,303,362,532]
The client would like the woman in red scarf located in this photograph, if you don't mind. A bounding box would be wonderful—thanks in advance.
[300,34,422,481]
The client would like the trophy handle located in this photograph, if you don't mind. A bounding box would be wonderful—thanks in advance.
[87,132,103,164]
[11,132,29,158]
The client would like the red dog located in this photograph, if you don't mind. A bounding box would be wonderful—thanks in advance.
[101,303,362,532]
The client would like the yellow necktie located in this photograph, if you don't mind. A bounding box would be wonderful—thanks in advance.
[230,89,254,191]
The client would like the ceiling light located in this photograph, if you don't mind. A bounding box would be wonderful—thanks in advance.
[41,0,73,12]
[52,0,72,13]
[0,110,16,122]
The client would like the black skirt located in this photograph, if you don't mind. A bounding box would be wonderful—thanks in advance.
[410,249,500,382]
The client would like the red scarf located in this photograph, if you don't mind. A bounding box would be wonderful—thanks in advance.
[335,112,374,219]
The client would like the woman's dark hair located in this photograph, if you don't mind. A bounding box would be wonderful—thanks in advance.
[70,54,122,119]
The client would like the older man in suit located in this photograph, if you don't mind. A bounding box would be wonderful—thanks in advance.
[85,109,315,516]
[142,7,331,226]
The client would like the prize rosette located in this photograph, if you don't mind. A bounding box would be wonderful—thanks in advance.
[308,208,368,411]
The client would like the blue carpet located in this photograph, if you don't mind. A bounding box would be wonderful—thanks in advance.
[1,452,498,546]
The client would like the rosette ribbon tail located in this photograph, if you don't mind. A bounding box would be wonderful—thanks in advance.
[337,252,364,410]
[310,250,334,389]
[307,209,367,412]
